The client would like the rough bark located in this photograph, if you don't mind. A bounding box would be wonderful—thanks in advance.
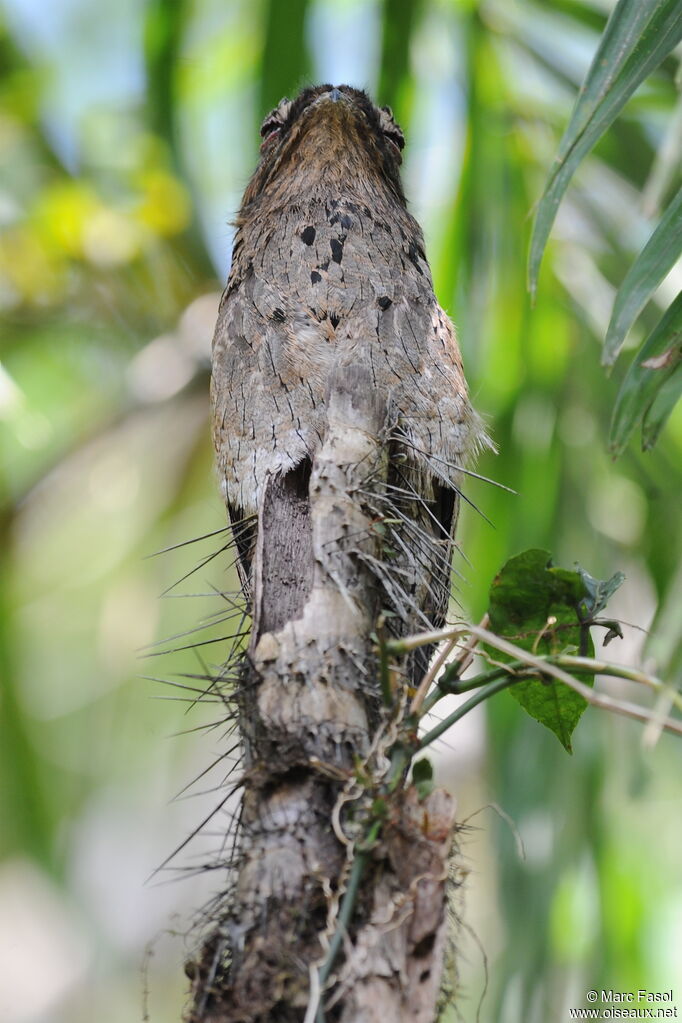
[188,365,456,1022]
[335,787,456,1023]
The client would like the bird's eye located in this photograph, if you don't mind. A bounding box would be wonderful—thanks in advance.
[377,106,404,160]
[384,128,404,152]
[383,128,404,162]
[260,125,281,152]
[258,97,292,152]
[259,115,280,138]
[259,114,284,152]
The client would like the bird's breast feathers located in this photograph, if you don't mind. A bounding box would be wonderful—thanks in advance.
[211,203,487,514]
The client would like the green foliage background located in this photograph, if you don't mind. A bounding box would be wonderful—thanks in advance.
[0,1,680,1021]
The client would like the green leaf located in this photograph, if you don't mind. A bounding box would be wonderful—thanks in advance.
[609,291,682,455]
[412,757,433,783]
[603,185,682,366]
[555,0,661,165]
[487,549,615,751]
[577,567,626,618]
[412,756,435,799]
[529,0,682,296]
[641,362,682,449]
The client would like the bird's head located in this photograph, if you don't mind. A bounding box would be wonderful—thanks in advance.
[240,85,406,212]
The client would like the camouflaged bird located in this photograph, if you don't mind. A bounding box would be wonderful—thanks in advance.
[211,85,489,666]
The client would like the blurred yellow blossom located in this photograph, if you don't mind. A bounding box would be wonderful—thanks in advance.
[133,169,191,237]
[0,224,65,305]
[31,180,103,258]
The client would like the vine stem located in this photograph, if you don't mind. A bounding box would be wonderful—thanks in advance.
[420,663,511,714]
[410,613,489,716]
[424,655,682,715]
[391,623,682,738]
[311,819,382,1023]
[466,625,682,738]
[418,676,519,748]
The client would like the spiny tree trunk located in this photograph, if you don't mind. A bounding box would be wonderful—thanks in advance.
[187,364,457,1022]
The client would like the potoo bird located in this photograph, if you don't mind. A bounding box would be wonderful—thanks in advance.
[211,85,488,673]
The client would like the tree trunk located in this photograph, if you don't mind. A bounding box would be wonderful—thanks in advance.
[187,363,457,1022]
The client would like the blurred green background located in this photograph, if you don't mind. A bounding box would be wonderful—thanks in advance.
[1,1,680,1021]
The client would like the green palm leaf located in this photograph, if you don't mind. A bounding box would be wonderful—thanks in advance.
[554,0,663,164]
[609,291,682,455]
[642,363,682,450]
[603,185,682,367]
[529,0,682,297]
[529,0,682,453]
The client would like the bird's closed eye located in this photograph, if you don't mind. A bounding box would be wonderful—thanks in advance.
[259,112,285,151]
[378,106,405,159]
[384,130,404,158]
[260,125,281,152]
[259,98,292,152]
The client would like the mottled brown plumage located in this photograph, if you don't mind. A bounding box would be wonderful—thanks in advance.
[211,85,488,670]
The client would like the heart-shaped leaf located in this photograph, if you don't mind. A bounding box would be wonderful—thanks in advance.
[488,549,624,751]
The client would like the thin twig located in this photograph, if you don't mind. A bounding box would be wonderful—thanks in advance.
[395,622,682,738]
[448,613,490,679]
[417,614,491,716]
[466,625,682,739]
[553,654,682,715]
[387,624,468,654]
[410,635,458,715]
